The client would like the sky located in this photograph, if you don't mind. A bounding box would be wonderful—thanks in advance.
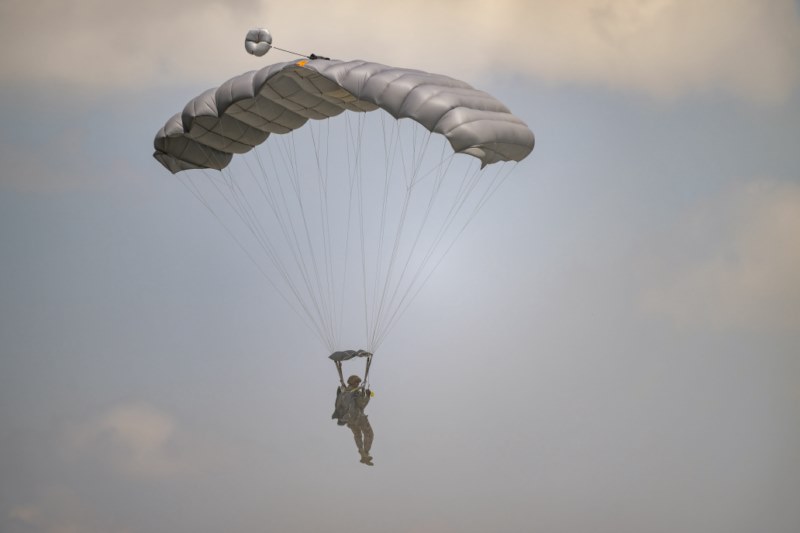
[1,1,799,532]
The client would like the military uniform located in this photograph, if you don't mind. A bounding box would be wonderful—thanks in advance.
[332,386,374,464]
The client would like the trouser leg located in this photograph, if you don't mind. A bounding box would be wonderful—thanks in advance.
[362,420,374,455]
[349,424,364,454]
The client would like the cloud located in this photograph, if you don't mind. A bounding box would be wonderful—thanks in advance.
[7,487,132,533]
[404,520,459,533]
[0,118,147,193]
[0,126,95,193]
[0,0,261,89]
[642,179,800,333]
[69,403,201,479]
[1,0,798,102]
[8,505,42,523]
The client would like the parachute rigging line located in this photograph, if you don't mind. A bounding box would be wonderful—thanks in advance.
[174,114,517,354]
[154,56,535,358]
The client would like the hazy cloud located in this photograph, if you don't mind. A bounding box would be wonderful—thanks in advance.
[404,520,459,533]
[8,487,132,533]
[1,0,798,102]
[0,0,261,89]
[69,403,201,479]
[0,126,94,193]
[642,179,800,332]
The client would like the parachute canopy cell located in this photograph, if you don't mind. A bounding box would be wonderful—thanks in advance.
[153,59,534,173]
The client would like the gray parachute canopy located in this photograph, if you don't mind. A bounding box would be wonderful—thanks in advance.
[153,59,534,173]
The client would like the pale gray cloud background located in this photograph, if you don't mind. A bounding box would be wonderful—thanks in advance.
[1,1,799,533]
[67,402,212,479]
[9,486,133,533]
[643,179,800,332]
[2,1,798,102]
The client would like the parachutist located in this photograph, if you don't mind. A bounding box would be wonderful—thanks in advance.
[154,51,533,465]
[332,374,374,465]
[329,350,375,464]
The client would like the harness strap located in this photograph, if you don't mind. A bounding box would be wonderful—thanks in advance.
[335,361,345,387]
[363,354,373,387]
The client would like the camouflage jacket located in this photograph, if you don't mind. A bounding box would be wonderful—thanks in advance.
[332,386,370,426]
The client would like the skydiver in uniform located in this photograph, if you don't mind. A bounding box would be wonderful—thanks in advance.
[332,374,374,465]
[329,349,375,465]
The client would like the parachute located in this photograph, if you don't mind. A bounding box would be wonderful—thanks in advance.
[154,56,534,355]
